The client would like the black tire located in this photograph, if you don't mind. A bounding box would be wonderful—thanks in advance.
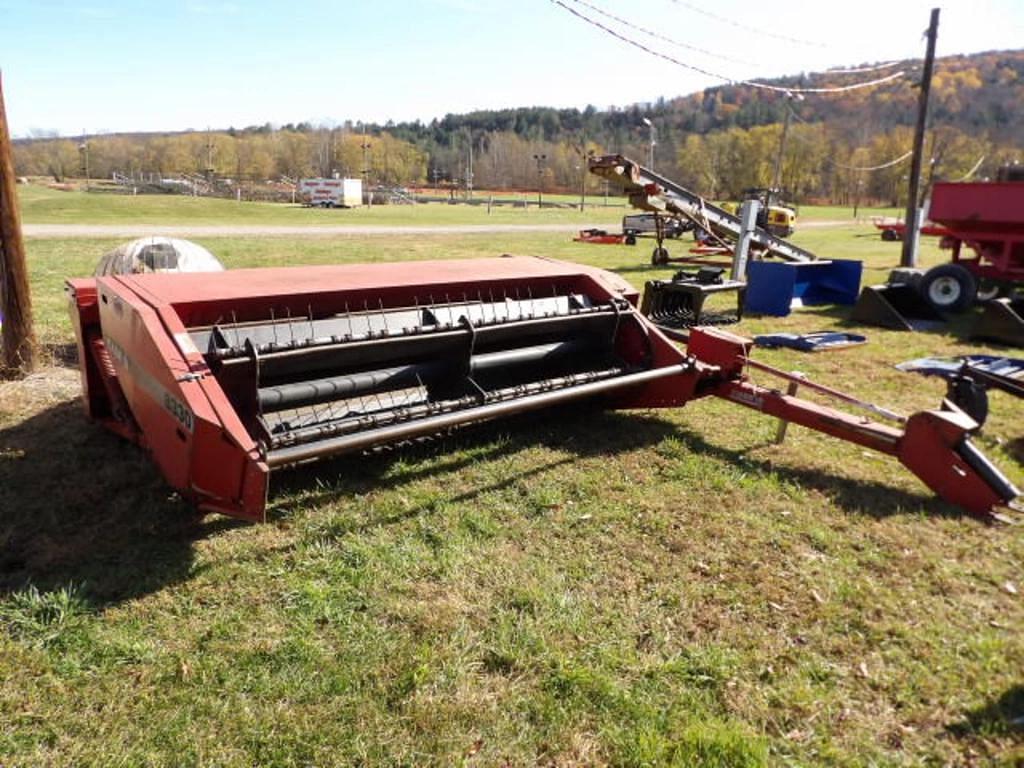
[881,228,901,242]
[624,234,637,246]
[920,263,978,314]
[947,376,989,426]
[651,247,670,266]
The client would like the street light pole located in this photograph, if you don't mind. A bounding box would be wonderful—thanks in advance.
[574,140,591,212]
[642,117,656,170]
[466,129,473,200]
[532,153,546,207]
[360,125,371,207]
[78,136,90,191]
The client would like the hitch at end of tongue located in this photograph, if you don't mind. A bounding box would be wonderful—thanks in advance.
[898,406,1019,518]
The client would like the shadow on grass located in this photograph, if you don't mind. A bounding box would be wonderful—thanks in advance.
[669,426,967,521]
[269,406,678,521]
[271,402,965,524]
[795,301,982,343]
[0,390,973,608]
[0,401,243,608]
[947,684,1024,742]
[1007,437,1024,465]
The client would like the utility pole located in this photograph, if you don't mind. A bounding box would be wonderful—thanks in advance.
[0,72,36,375]
[901,7,940,268]
[772,92,801,192]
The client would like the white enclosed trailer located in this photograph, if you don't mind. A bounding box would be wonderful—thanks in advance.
[298,177,363,208]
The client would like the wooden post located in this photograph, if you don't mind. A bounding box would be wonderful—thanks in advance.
[901,8,940,268]
[0,71,36,376]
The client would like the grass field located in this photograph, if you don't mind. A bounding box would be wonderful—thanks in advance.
[1,190,1021,766]
[16,182,901,228]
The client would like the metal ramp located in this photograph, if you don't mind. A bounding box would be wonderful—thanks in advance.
[588,154,818,264]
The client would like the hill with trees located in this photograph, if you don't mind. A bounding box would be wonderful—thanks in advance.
[13,49,1023,205]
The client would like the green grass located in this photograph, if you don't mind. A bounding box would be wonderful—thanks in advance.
[17,181,895,227]
[1,192,1022,766]
[18,183,626,227]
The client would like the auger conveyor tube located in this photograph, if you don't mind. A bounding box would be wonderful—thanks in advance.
[588,153,818,264]
[66,256,1018,521]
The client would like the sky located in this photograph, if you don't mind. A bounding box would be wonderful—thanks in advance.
[2,0,1023,137]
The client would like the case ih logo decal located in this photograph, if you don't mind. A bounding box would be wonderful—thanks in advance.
[105,336,194,432]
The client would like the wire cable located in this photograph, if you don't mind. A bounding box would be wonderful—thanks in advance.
[665,0,827,48]
[953,155,986,181]
[553,0,908,95]
[826,150,913,171]
[781,105,913,171]
[567,0,758,68]
[824,61,904,74]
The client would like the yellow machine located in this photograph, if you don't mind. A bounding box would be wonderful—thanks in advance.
[720,188,797,238]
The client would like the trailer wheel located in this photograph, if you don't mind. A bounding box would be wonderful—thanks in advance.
[651,247,670,266]
[625,234,637,246]
[947,376,989,427]
[881,228,901,242]
[920,263,977,313]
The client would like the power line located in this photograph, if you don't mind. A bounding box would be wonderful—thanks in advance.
[783,104,913,171]
[953,154,985,181]
[553,0,907,95]
[665,0,827,48]
[824,61,904,74]
[567,0,758,68]
[827,150,913,172]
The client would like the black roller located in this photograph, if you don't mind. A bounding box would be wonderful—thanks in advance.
[257,339,598,412]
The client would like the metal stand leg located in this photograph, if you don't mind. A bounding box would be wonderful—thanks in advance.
[774,379,801,444]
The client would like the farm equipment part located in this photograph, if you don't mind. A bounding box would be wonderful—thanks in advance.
[744,260,862,316]
[641,267,746,331]
[588,154,818,265]
[622,213,693,246]
[852,270,948,331]
[573,228,625,245]
[896,354,1024,427]
[720,188,797,238]
[926,177,1024,304]
[66,256,1018,521]
[852,173,1024,344]
[588,154,861,315]
[974,297,1024,347]
[872,218,952,242]
[754,332,867,353]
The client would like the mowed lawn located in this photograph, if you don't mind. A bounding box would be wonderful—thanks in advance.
[0,191,1021,766]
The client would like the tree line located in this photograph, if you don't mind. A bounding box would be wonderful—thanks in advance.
[12,49,1022,204]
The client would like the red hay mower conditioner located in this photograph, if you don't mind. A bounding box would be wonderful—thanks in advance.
[67,256,1018,522]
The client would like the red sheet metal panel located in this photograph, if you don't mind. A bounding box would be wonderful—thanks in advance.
[930,182,1024,233]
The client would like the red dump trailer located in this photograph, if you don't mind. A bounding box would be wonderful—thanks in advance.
[918,178,1024,311]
